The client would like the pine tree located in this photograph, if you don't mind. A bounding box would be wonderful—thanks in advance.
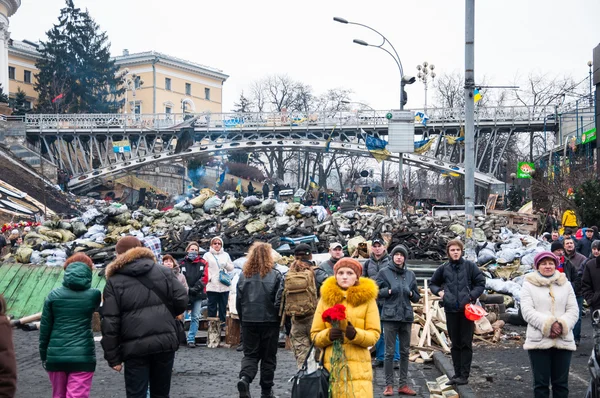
[34,0,124,113]
[574,180,600,227]
[507,184,523,211]
[12,88,30,115]
[232,91,253,113]
[0,84,8,104]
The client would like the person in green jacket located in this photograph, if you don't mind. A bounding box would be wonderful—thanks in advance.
[39,253,101,398]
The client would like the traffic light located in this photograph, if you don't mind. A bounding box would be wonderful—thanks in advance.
[402,90,408,107]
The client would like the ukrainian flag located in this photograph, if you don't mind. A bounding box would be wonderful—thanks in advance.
[474,89,482,103]
[236,178,242,193]
[365,132,391,163]
[310,177,319,190]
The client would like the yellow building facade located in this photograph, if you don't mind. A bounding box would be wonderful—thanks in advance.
[6,42,228,114]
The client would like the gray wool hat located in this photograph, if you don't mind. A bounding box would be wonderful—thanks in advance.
[390,244,409,260]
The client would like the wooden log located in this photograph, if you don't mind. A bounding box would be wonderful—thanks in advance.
[207,317,221,348]
[225,316,241,346]
[10,312,42,327]
[425,280,431,347]
[411,324,421,346]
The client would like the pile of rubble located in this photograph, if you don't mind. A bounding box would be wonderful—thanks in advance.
[5,188,528,268]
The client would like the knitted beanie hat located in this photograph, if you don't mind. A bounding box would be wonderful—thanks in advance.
[333,257,363,277]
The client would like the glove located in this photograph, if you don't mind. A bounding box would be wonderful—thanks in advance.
[329,327,344,342]
[345,322,357,340]
[42,361,46,370]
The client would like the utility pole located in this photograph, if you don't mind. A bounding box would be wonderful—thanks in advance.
[464,0,476,259]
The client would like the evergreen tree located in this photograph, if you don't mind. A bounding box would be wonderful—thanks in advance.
[12,88,30,115]
[34,0,124,113]
[507,184,523,211]
[574,180,600,227]
[232,91,253,113]
[0,84,8,104]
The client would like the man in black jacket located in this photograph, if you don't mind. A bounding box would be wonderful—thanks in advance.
[582,245,600,317]
[564,236,587,344]
[101,237,188,398]
[236,242,283,398]
[429,239,485,386]
[314,242,344,293]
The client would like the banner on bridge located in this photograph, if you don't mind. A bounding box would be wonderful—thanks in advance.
[113,140,131,153]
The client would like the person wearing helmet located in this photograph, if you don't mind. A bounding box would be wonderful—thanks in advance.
[429,239,485,386]
[521,251,578,398]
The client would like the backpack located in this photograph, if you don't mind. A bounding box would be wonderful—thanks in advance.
[282,268,318,318]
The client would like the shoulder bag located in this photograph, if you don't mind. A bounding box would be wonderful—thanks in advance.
[212,253,232,287]
[137,275,187,345]
[290,340,329,398]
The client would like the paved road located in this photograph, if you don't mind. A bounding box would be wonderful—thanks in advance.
[13,330,441,397]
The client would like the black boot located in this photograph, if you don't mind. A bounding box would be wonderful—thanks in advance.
[238,376,251,398]
[260,389,277,398]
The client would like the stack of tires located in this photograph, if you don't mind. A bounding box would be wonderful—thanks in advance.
[479,293,526,326]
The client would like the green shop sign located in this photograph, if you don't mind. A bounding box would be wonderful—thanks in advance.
[581,127,597,144]
[517,162,535,179]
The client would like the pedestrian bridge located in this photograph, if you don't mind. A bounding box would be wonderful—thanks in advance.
[20,106,557,191]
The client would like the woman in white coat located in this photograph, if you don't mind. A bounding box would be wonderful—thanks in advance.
[521,251,579,398]
[203,236,234,324]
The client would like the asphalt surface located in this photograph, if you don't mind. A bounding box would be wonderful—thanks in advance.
[13,330,441,397]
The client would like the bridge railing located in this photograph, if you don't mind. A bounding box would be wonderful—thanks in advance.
[23,105,553,131]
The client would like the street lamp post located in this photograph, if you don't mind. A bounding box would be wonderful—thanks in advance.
[334,17,414,214]
[464,0,476,259]
[588,60,594,107]
[416,62,436,113]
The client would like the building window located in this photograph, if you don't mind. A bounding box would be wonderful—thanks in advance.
[205,88,210,100]
[24,70,31,84]
[134,76,141,89]
[165,106,172,114]
[134,104,141,114]
[24,100,31,110]
[165,78,171,91]
[185,83,191,96]
[8,66,15,80]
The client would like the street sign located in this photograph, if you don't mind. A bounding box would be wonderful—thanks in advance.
[387,110,414,153]
[582,127,597,144]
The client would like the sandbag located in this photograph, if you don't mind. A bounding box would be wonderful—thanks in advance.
[71,221,87,237]
[223,197,238,214]
[313,206,328,222]
[81,208,101,225]
[203,196,222,212]
[16,246,33,263]
[347,236,366,258]
[260,199,277,214]
[286,203,302,216]
[299,206,314,217]
[245,220,266,234]
[449,224,465,235]
[242,195,262,208]
[189,188,215,208]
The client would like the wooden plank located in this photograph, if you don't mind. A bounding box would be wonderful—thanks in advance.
[19,266,56,316]
[21,267,62,317]
[49,269,66,291]
[3,265,36,312]
[425,280,431,347]
[0,263,24,294]
[8,266,47,317]
[411,324,421,346]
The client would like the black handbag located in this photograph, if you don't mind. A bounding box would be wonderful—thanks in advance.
[291,341,329,398]
[138,275,187,345]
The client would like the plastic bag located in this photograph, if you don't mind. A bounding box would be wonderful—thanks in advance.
[260,199,277,214]
[299,206,314,216]
[275,202,288,217]
[71,221,87,237]
[485,278,522,302]
[312,206,328,222]
[81,208,101,225]
[242,195,262,208]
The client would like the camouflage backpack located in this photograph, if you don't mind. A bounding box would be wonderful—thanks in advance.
[281,268,318,318]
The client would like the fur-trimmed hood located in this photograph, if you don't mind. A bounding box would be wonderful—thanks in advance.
[105,247,156,279]
[320,276,378,307]
[525,270,567,287]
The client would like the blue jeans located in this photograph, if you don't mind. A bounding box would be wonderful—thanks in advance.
[573,296,583,342]
[187,299,203,343]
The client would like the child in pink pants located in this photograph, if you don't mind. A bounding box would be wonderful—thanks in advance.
[47,371,94,398]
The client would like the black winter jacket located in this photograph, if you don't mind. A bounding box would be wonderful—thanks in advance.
[315,258,336,294]
[429,257,485,313]
[376,264,421,322]
[559,256,580,296]
[101,248,188,367]
[583,257,600,312]
[363,253,392,279]
[236,268,283,324]
[181,256,208,300]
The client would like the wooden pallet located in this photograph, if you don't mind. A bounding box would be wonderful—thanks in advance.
[488,209,539,234]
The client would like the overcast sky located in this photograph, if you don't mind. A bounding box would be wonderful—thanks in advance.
[9,0,600,113]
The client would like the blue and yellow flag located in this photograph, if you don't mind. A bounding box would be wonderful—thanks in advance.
[310,177,319,190]
[217,167,229,187]
[325,125,336,153]
[364,132,391,163]
[236,178,242,193]
[415,112,429,126]
[474,89,482,103]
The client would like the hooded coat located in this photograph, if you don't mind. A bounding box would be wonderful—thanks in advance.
[101,248,188,367]
[39,262,101,372]
[521,271,578,351]
[311,277,381,398]
[582,257,600,312]
[363,252,391,279]
[376,246,421,322]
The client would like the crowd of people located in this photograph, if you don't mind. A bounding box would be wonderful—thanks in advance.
[2,213,600,397]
